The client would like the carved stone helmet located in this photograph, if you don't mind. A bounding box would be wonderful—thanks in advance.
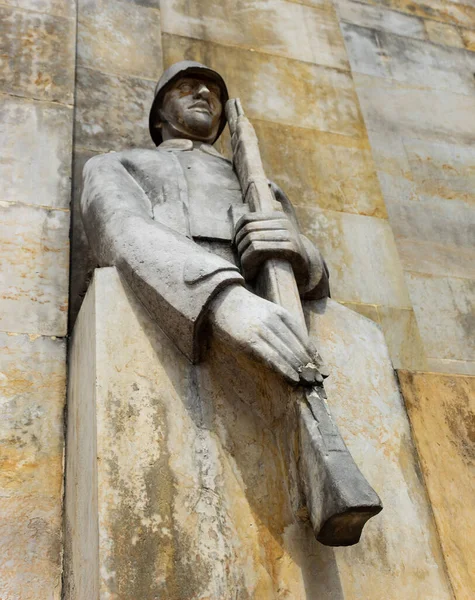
[149,60,229,146]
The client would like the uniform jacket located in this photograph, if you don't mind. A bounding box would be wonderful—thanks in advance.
[81,139,329,362]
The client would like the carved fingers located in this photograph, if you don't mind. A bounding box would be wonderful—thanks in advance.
[234,212,309,282]
[208,285,321,385]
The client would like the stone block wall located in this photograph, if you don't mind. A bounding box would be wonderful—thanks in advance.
[1,0,474,597]
[336,2,475,597]
[0,0,76,598]
[337,0,475,377]
[66,0,475,597]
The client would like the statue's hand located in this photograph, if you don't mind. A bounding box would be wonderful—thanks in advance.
[234,212,309,283]
[208,285,321,385]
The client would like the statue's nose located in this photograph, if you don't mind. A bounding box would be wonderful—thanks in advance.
[195,84,210,100]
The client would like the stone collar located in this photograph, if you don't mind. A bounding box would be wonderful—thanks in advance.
[158,138,228,160]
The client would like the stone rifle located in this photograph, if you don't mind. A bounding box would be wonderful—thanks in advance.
[226,98,382,546]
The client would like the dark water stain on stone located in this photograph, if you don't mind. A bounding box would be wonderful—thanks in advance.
[443,387,475,464]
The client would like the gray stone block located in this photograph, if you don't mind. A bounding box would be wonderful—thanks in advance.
[336,0,426,39]
[78,0,162,79]
[75,67,156,152]
[0,5,75,104]
[0,95,73,209]
[0,203,69,336]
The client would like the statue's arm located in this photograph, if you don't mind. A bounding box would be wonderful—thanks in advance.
[80,152,244,362]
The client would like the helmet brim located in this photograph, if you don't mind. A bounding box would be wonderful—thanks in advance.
[149,64,229,146]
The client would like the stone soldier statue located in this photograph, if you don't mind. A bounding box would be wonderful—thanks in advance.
[81,61,329,385]
[80,61,381,550]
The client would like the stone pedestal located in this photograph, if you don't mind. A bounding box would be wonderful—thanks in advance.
[64,268,452,599]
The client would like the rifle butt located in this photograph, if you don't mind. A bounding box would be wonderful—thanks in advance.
[298,392,382,546]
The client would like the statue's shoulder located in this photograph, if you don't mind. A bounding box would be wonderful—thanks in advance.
[84,148,165,173]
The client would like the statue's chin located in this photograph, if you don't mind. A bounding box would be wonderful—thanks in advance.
[182,112,217,141]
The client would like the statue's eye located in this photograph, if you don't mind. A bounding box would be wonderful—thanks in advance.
[179,83,192,92]
[209,85,220,98]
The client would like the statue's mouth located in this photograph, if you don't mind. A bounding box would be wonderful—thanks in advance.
[189,101,211,114]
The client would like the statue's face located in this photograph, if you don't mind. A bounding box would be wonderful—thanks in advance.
[159,76,223,143]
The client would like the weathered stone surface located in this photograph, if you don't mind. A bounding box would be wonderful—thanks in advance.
[354,73,475,145]
[354,0,475,28]
[425,19,464,48]
[161,0,349,70]
[398,371,475,599]
[340,300,379,323]
[75,67,156,152]
[426,357,475,376]
[1,95,73,209]
[286,0,332,8]
[336,0,426,38]
[387,195,475,279]
[296,205,411,308]
[65,268,452,599]
[0,333,65,600]
[403,138,475,205]
[253,119,386,217]
[385,190,475,276]
[1,0,75,19]
[460,27,475,52]
[340,302,428,370]
[405,272,475,363]
[0,5,75,104]
[162,34,366,138]
[397,237,475,281]
[377,306,428,370]
[342,24,475,94]
[0,203,69,336]
[78,0,162,79]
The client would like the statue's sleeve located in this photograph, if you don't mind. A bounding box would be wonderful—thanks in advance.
[80,152,244,362]
[269,181,330,300]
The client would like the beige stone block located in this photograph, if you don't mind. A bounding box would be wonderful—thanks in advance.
[339,300,380,323]
[461,27,475,52]
[285,0,333,9]
[365,130,419,205]
[296,205,412,308]
[65,268,452,599]
[309,301,452,599]
[354,73,475,145]
[386,195,475,278]
[397,237,475,280]
[342,23,475,94]
[363,0,475,29]
[78,0,162,80]
[1,95,73,209]
[0,203,69,336]
[252,119,386,217]
[403,137,475,205]
[162,34,366,138]
[340,303,428,370]
[75,67,156,152]
[0,5,75,104]
[405,272,475,363]
[427,357,475,376]
[377,306,428,370]
[336,0,426,38]
[398,371,475,599]
[425,19,464,47]
[0,333,65,600]
[0,0,75,19]
[161,0,349,70]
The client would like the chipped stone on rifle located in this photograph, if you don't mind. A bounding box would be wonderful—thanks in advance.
[299,362,323,384]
